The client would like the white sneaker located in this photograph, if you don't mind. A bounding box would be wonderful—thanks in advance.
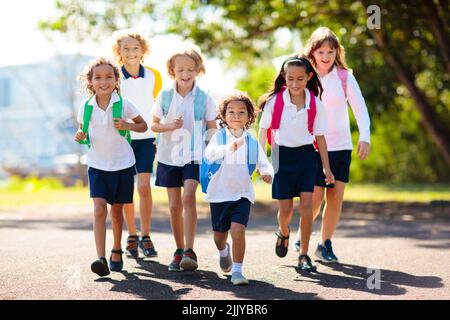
[231,272,249,285]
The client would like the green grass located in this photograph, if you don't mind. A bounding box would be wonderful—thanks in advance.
[0,179,449,210]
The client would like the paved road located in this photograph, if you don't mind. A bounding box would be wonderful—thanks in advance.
[1,203,449,300]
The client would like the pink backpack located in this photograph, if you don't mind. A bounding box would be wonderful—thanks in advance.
[267,87,317,146]
[337,67,348,98]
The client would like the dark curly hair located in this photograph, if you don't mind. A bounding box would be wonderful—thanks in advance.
[217,92,257,129]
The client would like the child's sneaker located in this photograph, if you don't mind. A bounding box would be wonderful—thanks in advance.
[230,272,249,285]
[139,236,158,257]
[126,235,139,259]
[298,254,317,272]
[314,242,333,263]
[219,243,232,273]
[293,239,301,252]
[168,249,184,272]
[180,249,198,271]
[324,239,338,262]
[91,257,110,277]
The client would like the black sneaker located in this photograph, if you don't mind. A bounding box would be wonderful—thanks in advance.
[298,254,317,272]
[91,257,110,277]
[168,249,184,272]
[324,239,338,262]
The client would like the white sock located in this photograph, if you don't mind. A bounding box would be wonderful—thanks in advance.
[219,247,228,258]
[232,262,242,274]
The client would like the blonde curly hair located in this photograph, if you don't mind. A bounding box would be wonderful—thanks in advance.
[112,29,150,65]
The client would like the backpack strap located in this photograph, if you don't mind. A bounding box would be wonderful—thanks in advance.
[192,86,208,154]
[307,89,317,136]
[267,88,285,145]
[79,98,94,147]
[112,95,131,144]
[145,66,162,99]
[337,67,348,99]
[160,88,174,118]
[246,133,258,176]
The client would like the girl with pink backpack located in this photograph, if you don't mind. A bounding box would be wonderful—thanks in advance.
[258,57,335,272]
[293,27,371,263]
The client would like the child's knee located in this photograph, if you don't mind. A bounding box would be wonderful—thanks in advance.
[169,201,183,215]
[137,182,151,196]
[94,206,107,220]
[230,224,245,240]
[182,194,196,207]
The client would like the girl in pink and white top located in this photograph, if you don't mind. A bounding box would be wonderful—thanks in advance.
[294,27,371,263]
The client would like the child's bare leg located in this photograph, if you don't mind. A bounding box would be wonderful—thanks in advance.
[214,231,228,251]
[297,186,324,241]
[123,203,137,235]
[93,198,108,258]
[167,187,184,249]
[321,181,346,243]
[137,173,152,236]
[277,199,294,246]
[111,203,124,261]
[299,192,313,255]
[183,179,198,250]
[230,222,246,263]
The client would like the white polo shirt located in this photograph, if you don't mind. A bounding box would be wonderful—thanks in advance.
[153,82,217,167]
[259,88,328,147]
[121,65,159,140]
[77,91,140,171]
[204,128,274,203]
[319,66,371,151]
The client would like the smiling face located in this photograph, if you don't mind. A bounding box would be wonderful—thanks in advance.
[225,100,249,131]
[173,55,199,92]
[90,64,118,97]
[312,41,337,73]
[119,36,144,67]
[284,65,312,96]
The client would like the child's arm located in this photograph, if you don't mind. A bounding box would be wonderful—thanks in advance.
[315,135,335,185]
[151,115,183,133]
[73,123,86,142]
[256,142,274,184]
[113,115,148,133]
[346,73,371,160]
[258,128,268,149]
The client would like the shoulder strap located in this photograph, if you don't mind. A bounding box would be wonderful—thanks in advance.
[194,86,207,121]
[307,89,317,136]
[216,127,227,145]
[161,88,174,118]
[271,88,285,130]
[337,67,348,98]
[145,66,162,99]
[79,98,93,146]
[246,133,258,176]
[112,95,131,143]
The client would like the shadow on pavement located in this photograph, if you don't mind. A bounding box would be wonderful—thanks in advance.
[293,261,443,296]
[97,259,318,300]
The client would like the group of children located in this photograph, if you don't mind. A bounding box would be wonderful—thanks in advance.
[74,26,371,285]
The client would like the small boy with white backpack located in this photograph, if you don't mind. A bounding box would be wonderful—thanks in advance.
[202,92,273,285]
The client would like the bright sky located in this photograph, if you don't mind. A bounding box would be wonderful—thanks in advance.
[0,0,237,95]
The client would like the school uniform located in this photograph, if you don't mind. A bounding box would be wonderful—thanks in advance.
[77,91,140,204]
[121,65,161,174]
[259,88,327,199]
[204,128,274,232]
[315,66,371,186]
[153,82,217,187]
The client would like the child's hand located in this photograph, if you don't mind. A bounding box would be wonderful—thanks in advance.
[357,141,370,160]
[113,118,129,130]
[170,116,183,130]
[323,168,335,186]
[261,174,272,184]
[230,137,246,151]
[74,130,86,142]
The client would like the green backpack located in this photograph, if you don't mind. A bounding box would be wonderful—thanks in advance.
[78,95,131,148]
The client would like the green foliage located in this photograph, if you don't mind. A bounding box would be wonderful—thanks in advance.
[0,176,65,192]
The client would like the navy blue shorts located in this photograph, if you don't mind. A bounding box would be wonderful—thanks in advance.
[131,138,156,174]
[315,150,352,187]
[88,166,135,205]
[155,161,199,188]
[210,198,251,232]
[272,144,317,199]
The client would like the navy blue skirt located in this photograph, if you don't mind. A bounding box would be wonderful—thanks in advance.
[88,166,135,205]
[272,144,317,199]
[155,161,199,188]
[210,198,251,232]
[131,138,156,174]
